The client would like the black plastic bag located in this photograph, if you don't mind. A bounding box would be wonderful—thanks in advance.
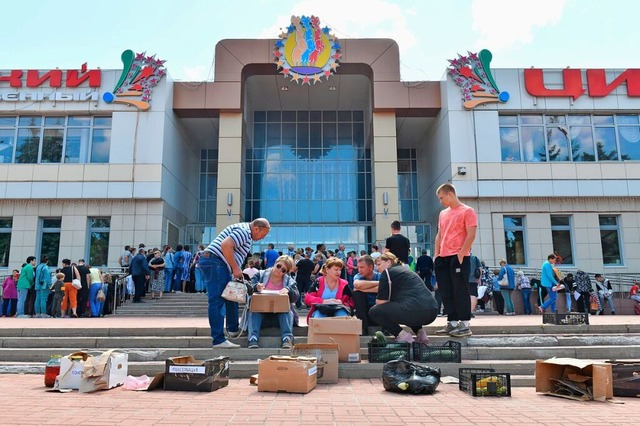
[382,358,441,394]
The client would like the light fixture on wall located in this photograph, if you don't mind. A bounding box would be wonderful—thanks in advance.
[227,193,233,206]
[457,166,467,175]
[382,192,389,205]
[281,86,289,91]
[329,86,336,91]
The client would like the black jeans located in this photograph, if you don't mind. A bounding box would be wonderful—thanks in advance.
[352,291,378,335]
[492,290,505,314]
[132,275,146,302]
[369,302,438,337]
[434,255,471,322]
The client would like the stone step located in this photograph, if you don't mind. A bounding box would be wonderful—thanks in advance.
[3,334,640,349]
[0,359,538,386]
[2,344,639,363]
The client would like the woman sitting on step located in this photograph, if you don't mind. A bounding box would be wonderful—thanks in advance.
[247,255,299,350]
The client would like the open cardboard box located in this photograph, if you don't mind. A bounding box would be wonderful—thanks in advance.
[257,355,317,394]
[292,343,339,384]
[535,358,613,402]
[164,356,229,392]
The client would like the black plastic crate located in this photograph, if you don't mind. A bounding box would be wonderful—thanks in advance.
[367,342,411,363]
[542,312,589,325]
[413,340,462,363]
[459,368,511,397]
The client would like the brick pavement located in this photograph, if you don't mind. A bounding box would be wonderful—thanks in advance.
[0,374,638,425]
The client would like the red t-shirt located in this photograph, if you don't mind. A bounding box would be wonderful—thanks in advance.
[437,203,478,257]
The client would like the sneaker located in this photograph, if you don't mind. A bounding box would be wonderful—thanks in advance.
[281,336,293,349]
[247,339,259,349]
[212,340,240,349]
[435,322,456,335]
[611,311,616,315]
[449,324,473,338]
[226,330,241,339]
[415,329,430,345]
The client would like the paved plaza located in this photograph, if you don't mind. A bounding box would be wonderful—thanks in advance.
[0,314,639,425]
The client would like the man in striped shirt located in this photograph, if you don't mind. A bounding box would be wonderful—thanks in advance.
[200,218,271,348]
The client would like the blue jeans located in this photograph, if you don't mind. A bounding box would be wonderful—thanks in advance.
[565,292,573,312]
[521,288,533,314]
[501,289,514,314]
[199,255,239,345]
[248,311,293,342]
[17,288,28,316]
[163,268,173,292]
[597,292,616,313]
[195,267,204,292]
[541,287,557,312]
[35,289,49,315]
[89,283,107,317]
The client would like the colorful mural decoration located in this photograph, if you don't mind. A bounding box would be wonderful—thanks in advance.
[274,15,341,84]
[447,49,509,109]
[102,50,166,111]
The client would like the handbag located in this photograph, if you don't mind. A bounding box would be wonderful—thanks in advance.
[71,279,82,290]
[498,276,509,288]
[313,303,345,316]
[97,286,106,302]
[221,279,250,303]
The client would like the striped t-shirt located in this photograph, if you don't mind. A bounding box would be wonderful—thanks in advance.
[206,222,253,272]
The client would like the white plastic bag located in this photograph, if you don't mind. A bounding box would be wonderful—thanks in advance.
[123,375,152,390]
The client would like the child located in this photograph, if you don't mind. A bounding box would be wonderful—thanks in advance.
[50,273,65,318]
[2,270,19,317]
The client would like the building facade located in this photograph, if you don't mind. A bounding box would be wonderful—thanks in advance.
[1,26,639,274]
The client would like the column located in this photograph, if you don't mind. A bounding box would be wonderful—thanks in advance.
[216,112,244,229]
[372,112,399,244]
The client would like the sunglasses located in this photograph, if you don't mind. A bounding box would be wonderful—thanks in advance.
[275,264,289,273]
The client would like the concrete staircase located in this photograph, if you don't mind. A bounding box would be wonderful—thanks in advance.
[1,317,639,387]
[114,292,209,317]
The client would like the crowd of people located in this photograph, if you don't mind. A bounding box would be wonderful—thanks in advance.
[1,255,110,318]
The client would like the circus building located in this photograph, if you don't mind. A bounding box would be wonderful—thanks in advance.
[0,15,639,275]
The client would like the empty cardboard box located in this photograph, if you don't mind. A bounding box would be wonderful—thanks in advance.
[250,293,290,313]
[257,356,317,394]
[292,343,339,384]
[535,357,613,402]
[164,356,229,392]
[307,317,362,363]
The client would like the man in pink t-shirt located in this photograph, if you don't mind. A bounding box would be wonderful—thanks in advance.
[433,183,477,338]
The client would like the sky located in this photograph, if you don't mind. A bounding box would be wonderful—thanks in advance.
[1,0,639,82]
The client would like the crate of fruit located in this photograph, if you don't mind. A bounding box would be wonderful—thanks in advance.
[367,331,411,363]
[413,340,461,363]
[542,312,589,325]
[459,367,511,397]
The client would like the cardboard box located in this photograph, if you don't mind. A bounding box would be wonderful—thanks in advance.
[292,343,339,384]
[535,358,613,402]
[54,352,89,390]
[307,317,362,363]
[79,350,128,393]
[257,356,317,394]
[164,356,229,392]
[250,293,290,313]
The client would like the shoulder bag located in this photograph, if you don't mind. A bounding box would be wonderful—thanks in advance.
[221,279,250,303]
[71,266,82,290]
[498,275,509,288]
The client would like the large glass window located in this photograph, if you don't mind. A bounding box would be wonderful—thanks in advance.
[88,218,110,267]
[504,216,526,265]
[0,115,111,164]
[397,149,419,222]
[599,215,622,265]
[551,215,573,265]
[0,218,12,268]
[500,113,640,162]
[198,149,218,223]
[39,218,61,267]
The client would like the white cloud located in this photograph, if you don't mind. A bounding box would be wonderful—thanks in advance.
[471,0,565,51]
[257,0,417,53]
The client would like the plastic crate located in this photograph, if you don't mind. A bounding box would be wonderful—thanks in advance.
[367,342,411,363]
[413,340,462,363]
[459,368,511,397]
[542,312,589,325]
